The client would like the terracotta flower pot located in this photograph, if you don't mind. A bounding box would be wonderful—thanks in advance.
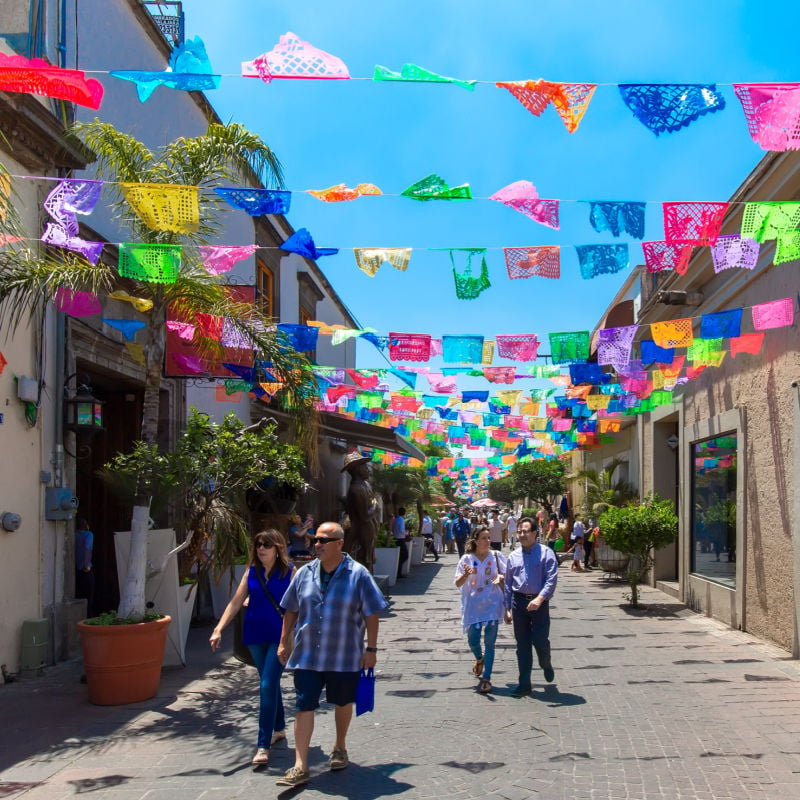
[77,615,171,705]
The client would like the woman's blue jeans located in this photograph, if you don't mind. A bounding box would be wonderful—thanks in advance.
[248,641,285,749]
[466,621,499,679]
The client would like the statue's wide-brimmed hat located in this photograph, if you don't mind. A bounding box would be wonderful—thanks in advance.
[341,448,371,472]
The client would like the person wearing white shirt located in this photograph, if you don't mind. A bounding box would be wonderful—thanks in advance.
[506,513,518,548]
[488,513,504,551]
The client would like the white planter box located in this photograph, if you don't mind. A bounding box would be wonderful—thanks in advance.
[410,536,424,566]
[373,547,399,587]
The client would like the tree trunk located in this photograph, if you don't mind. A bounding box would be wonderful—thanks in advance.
[117,504,151,619]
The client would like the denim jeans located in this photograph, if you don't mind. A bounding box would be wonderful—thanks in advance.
[466,621,499,679]
[455,537,466,557]
[248,641,285,749]
[510,596,552,686]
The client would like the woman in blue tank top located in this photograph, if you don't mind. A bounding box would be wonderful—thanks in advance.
[210,529,295,765]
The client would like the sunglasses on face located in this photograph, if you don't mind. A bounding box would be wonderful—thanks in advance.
[256,541,275,549]
[312,536,341,545]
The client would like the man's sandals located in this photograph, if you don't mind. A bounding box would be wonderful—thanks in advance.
[472,658,484,678]
[478,679,492,694]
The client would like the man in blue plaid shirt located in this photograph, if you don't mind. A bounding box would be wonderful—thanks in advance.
[277,522,387,787]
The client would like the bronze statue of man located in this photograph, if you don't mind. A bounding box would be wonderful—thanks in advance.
[341,449,379,573]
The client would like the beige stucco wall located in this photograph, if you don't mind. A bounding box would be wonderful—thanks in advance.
[679,258,799,651]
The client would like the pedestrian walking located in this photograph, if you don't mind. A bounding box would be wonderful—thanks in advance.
[506,511,518,548]
[276,522,388,788]
[421,509,439,561]
[568,536,585,572]
[392,507,410,579]
[454,527,506,694]
[210,529,294,765]
[503,517,559,696]
[488,512,504,551]
[452,511,471,557]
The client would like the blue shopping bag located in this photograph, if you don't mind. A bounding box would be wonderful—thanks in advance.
[355,668,375,716]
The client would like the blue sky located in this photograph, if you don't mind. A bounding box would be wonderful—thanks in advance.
[185,0,799,374]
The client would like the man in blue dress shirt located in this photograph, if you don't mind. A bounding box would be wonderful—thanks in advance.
[503,516,559,696]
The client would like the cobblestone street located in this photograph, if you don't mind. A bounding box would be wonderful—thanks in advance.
[3,555,800,799]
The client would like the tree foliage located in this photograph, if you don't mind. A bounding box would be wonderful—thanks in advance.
[573,457,638,516]
[508,460,567,513]
[599,494,678,607]
[487,475,516,505]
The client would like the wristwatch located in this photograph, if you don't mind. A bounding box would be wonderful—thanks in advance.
[365,646,378,653]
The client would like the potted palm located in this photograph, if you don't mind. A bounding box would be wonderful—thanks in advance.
[0,122,318,704]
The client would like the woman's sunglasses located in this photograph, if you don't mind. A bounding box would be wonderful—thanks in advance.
[256,541,275,549]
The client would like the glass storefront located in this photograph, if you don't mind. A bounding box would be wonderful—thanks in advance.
[690,434,737,587]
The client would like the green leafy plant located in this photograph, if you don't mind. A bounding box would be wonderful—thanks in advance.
[572,457,638,516]
[599,494,678,607]
[82,610,163,626]
[487,475,516,505]
[507,460,567,515]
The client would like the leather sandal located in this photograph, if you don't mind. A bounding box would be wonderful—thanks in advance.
[479,679,492,693]
[472,657,484,677]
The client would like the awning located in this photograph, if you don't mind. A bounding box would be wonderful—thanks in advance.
[254,406,426,461]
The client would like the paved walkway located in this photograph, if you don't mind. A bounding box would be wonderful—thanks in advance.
[3,553,800,799]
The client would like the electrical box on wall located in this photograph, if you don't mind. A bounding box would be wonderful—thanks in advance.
[44,488,78,521]
[16,376,38,403]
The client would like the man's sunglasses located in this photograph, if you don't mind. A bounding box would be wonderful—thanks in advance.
[312,536,341,545]
[256,541,275,549]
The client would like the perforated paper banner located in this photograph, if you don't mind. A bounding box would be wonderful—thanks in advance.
[495,334,541,361]
[451,249,490,300]
[121,183,199,234]
[242,32,350,83]
[597,325,637,368]
[307,184,381,202]
[277,323,319,352]
[42,179,104,264]
[198,244,257,275]
[281,228,338,259]
[125,342,146,366]
[0,52,104,108]
[490,181,559,229]
[710,235,759,272]
[118,243,181,283]
[496,80,596,133]
[663,202,728,246]
[214,187,291,216]
[687,338,725,367]
[733,83,800,151]
[54,288,101,317]
[641,241,693,274]
[496,390,523,407]
[111,36,219,102]
[481,340,495,364]
[549,331,590,365]
[166,320,196,341]
[427,373,458,393]
[587,202,646,239]
[102,318,147,341]
[109,290,152,313]
[751,298,794,330]
[775,231,800,265]
[354,248,411,276]
[402,174,472,201]
[504,246,560,279]
[650,318,694,348]
[700,309,742,339]
[374,63,476,90]
[575,244,629,279]
[483,367,516,384]
[730,332,765,357]
[441,335,484,363]
[618,84,725,135]
[388,333,431,362]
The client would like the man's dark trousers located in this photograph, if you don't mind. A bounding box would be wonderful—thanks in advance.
[510,594,552,685]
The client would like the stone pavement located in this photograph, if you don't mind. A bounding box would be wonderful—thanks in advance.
[3,552,800,800]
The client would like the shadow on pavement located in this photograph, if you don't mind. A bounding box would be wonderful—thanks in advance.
[275,761,414,798]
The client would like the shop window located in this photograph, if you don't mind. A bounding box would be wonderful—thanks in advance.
[256,259,274,319]
[690,433,737,587]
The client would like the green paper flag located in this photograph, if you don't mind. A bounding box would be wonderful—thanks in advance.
[451,248,490,300]
[402,173,472,201]
[118,243,181,284]
[373,63,476,91]
[740,202,800,243]
[548,331,590,364]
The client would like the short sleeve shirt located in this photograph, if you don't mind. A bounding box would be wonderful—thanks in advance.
[281,554,388,672]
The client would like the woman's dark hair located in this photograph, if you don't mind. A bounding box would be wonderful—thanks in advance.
[250,529,290,578]
[466,526,490,554]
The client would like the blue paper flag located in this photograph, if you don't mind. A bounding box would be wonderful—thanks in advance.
[222,363,256,384]
[214,188,291,216]
[389,368,417,389]
[462,390,489,403]
[442,335,484,363]
[640,340,675,365]
[576,245,629,279]
[618,84,726,135]
[588,202,646,239]
[111,37,220,102]
[277,324,319,352]
[102,318,146,341]
[281,228,339,260]
[699,308,743,339]
[569,363,605,385]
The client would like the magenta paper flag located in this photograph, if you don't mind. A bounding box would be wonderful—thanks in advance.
[490,181,559,229]
[242,33,349,83]
[388,333,431,362]
[751,298,794,330]
[166,320,196,341]
[198,245,257,275]
[663,202,728,246]
[641,241,693,274]
[483,367,516,384]
[54,288,101,317]
[733,83,800,151]
[171,354,205,374]
[495,334,541,361]
[430,338,443,357]
[710,235,760,272]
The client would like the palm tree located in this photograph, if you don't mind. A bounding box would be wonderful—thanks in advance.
[0,121,318,620]
[573,457,638,517]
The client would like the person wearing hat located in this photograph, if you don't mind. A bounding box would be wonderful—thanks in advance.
[341,448,379,573]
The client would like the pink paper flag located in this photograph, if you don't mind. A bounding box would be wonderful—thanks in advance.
[242,32,350,83]
[54,288,101,317]
[483,367,516,384]
[429,338,443,357]
[663,202,728,246]
[427,373,458,393]
[495,334,541,361]
[751,298,794,330]
[166,320,196,341]
[489,181,560,229]
[733,83,800,151]
[198,245,257,275]
[171,354,205,374]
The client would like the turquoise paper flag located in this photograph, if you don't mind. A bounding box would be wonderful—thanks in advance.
[373,63,476,91]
